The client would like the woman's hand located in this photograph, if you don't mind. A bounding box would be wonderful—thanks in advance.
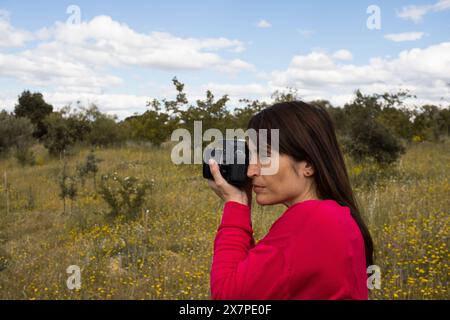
[207,159,252,208]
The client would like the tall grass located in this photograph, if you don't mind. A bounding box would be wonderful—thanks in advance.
[0,141,448,299]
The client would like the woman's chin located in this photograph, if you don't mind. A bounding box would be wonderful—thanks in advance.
[255,194,275,206]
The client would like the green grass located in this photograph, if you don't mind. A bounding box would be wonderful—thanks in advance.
[0,141,448,299]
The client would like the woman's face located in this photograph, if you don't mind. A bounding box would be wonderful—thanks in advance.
[247,147,318,207]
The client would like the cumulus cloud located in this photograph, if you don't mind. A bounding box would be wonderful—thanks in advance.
[333,49,353,61]
[0,89,150,119]
[201,83,270,97]
[269,43,450,106]
[257,19,272,28]
[0,51,122,90]
[0,13,257,117]
[0,10,34,47]
[41,16,250,71]
[33,42,450,116]
[0,14,253,94]
[397,0,450,23]
[45,92,148,111]
[385,32,426,42]
[1,9,449,119]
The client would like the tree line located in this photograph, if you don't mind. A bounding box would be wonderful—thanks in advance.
[1,78,449,166]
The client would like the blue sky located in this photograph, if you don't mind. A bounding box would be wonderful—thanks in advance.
[0,0,449,118]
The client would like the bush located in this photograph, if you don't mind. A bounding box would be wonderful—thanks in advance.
[344,118,405,165]
[42,112,78,156]
[98,173,154,221]
[42,105,126,156]
[59,156,78,214]
[80,105,126,147]
[14,148,36,166]
[0,111,36,163]
[77,149,102,189]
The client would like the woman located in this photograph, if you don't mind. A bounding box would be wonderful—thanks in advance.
[207,101,374,300]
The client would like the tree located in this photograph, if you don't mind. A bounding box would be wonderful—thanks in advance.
[125,99,175,147]
[232,99,269,130]
[125,77,234,146]
[342,91,406,165]
[81,105,125,147]
[375,91,415,141]
[0,110,36,165]
[42,112,78,156]
[14,91,53,139]
[271,87,300,103]
[412,105,450,142]
[164,78,233,134]
[376,106,414,141]
[344,117,405,165]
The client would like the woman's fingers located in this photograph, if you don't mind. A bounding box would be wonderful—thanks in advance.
[207,159,250,206]
[207,179,224,200]
[208,159,227,186]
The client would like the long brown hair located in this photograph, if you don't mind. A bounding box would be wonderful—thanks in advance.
[247,101,374,267]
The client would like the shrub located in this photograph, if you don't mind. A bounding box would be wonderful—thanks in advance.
[344,118,406,165]
[14,148,36,166]
[98,173,153,221]
[59,156,78,214]
[0,111,36,164]
[77,149,102,189]
[43,113,78,156]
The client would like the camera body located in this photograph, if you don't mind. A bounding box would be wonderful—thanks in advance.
[203,139,250,188]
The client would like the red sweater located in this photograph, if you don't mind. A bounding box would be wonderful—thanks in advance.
[210,199,368,300]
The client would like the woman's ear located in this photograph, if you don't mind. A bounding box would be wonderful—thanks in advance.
[303,161,315,177]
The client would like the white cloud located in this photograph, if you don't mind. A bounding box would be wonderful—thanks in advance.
[0,90,149,119]
[269,42,450,106]
[0,10,34,47]
[0,91,16,111]
[434,0,450,10]
[0,51,122,90]
[385,32,426,42]
[397,5,430,23]
[397,0,450,23]
[0,13,257,117]
[0,14,254,94]
[333,49,353,61]
[257,19,272,28]
[214,59,256,74]
[39,16,252,72]
[3,37,450,120]
[1,9,449,119]
[45,92,147,112]
[201,83,270,97]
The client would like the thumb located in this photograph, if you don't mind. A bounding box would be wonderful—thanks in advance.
[209,159,227,185]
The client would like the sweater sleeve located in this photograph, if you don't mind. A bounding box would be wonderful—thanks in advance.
[210,201,290,300]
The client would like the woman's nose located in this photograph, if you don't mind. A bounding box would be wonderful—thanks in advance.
[247,163,261,178]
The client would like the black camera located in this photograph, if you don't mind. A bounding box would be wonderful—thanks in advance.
[203,139,250,188]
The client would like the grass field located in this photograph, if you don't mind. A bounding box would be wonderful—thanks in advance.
[0,141,448,300]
